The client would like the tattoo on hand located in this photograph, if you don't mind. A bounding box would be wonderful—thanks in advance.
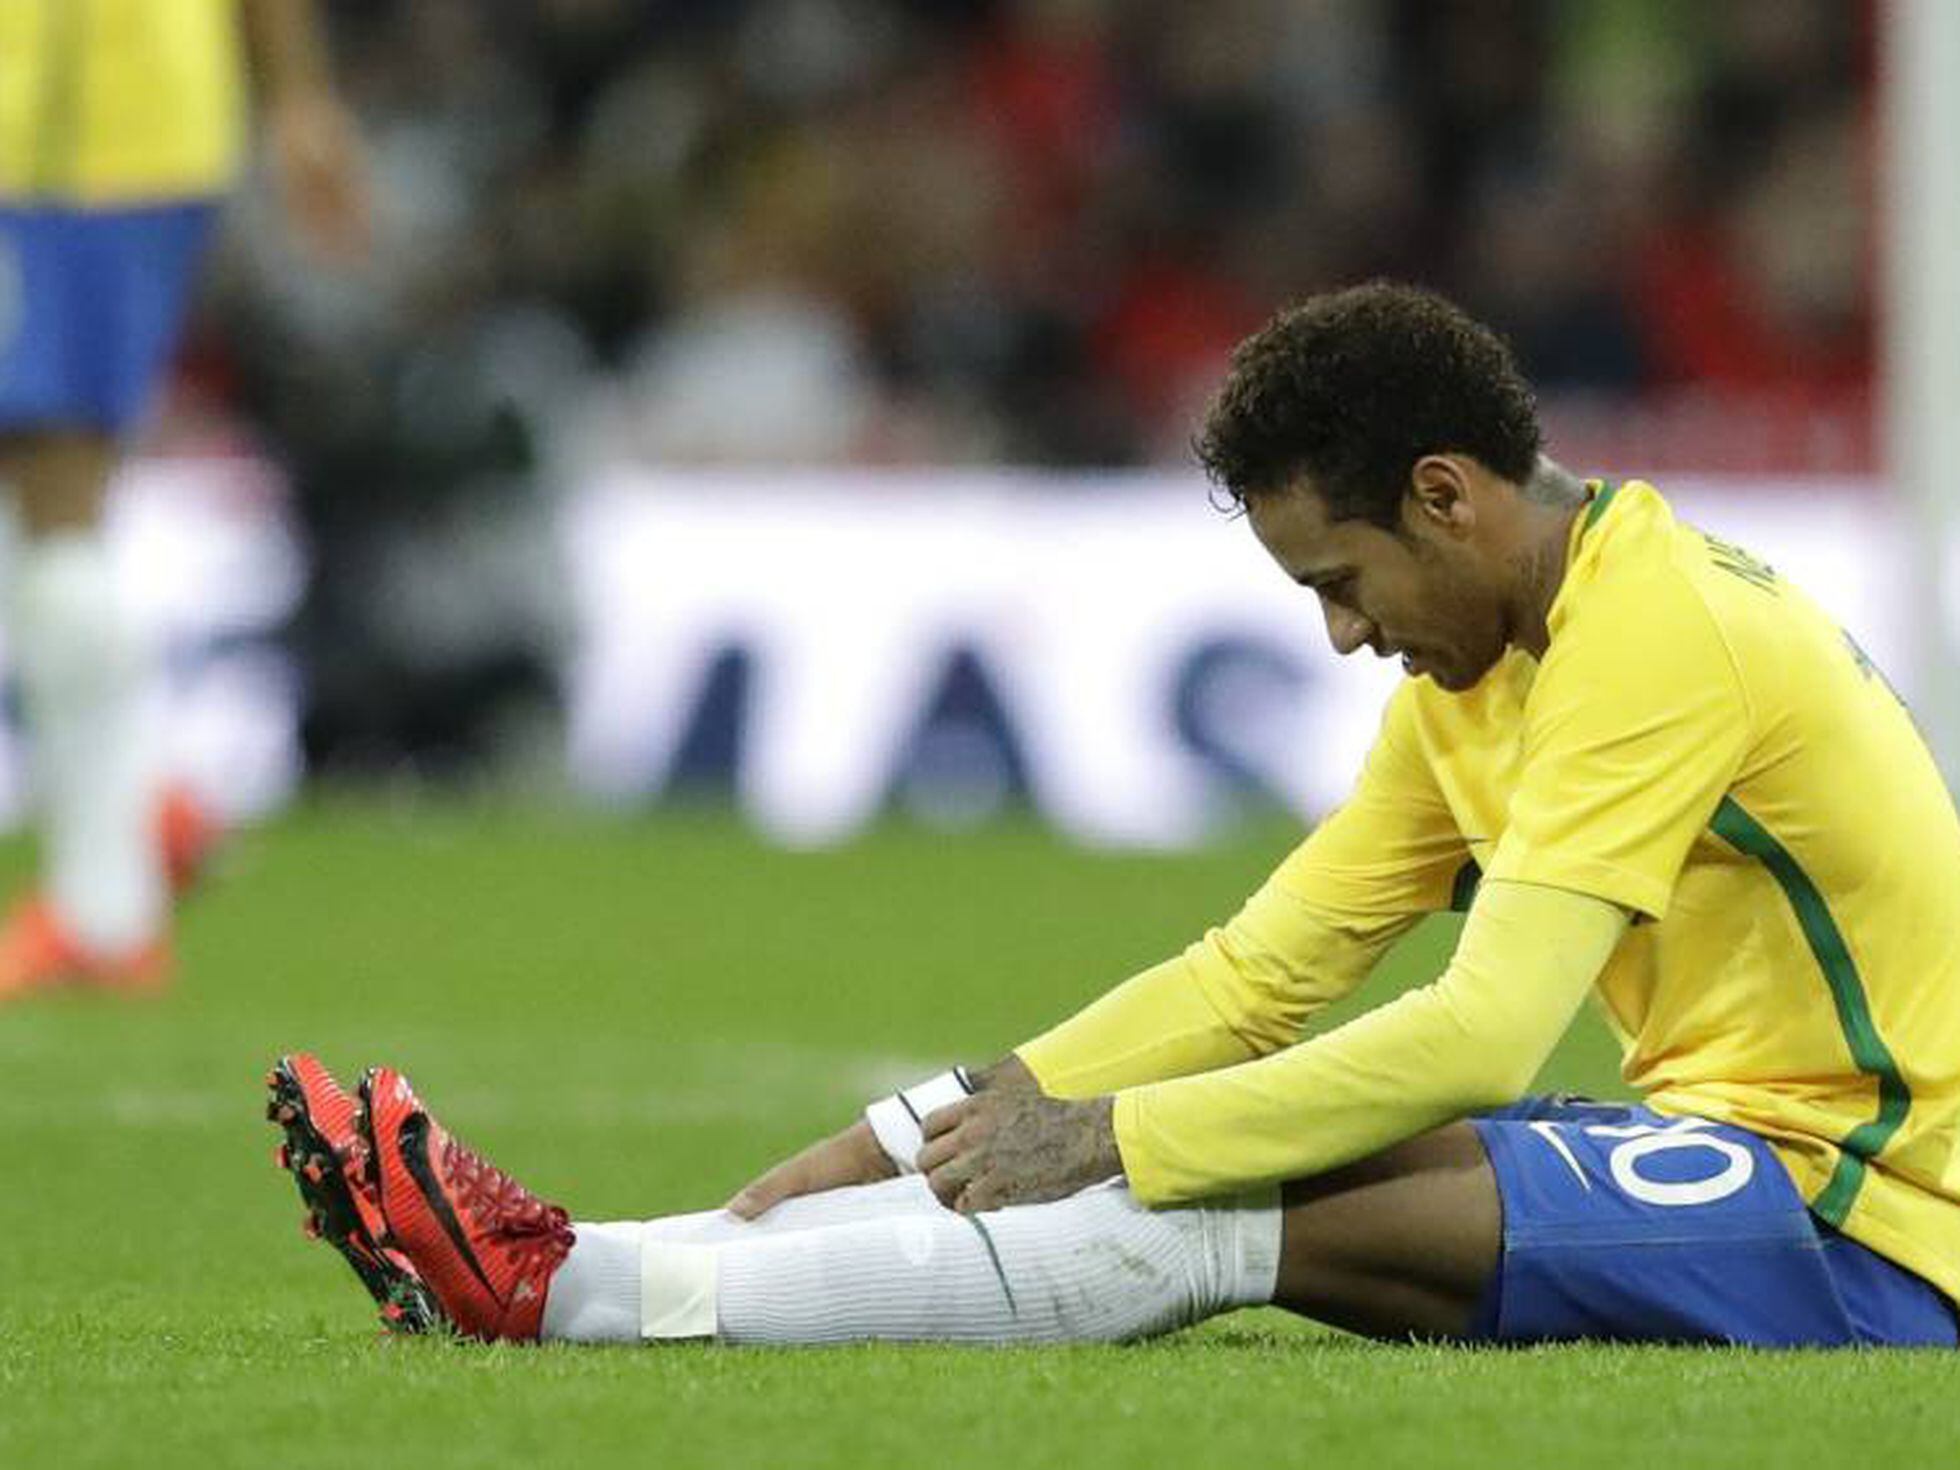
[937,1091,1120,1212]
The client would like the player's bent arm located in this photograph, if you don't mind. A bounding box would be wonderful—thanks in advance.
[1015,880,1416,1100]
[1018,684,1466,1100]
[727,884,1400,1218]
[1114,880,1629,1204]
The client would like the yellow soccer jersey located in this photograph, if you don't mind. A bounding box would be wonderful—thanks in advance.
[1028,479,1960,1302]
[0,0,245,204]
[1493,482,1960,1298]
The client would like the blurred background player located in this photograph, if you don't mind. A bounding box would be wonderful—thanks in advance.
[0,0,368,998]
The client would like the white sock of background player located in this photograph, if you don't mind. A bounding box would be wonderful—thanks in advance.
[541,1174,1282,1346]
[11,530,164,953]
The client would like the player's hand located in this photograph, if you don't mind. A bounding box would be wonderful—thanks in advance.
[264,90,373,265]
[725,1119,898,1221]
[917,1091,1120,1214]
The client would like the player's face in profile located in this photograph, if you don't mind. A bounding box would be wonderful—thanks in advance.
[1246,479,1508,691]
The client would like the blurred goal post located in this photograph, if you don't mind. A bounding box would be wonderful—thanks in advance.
[1884,0,1960,779]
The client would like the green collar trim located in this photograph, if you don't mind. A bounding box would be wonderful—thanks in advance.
[1582,480,1621,532]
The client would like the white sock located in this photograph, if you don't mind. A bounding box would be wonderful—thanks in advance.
[543,1177,1282,1346]
[10,532,163,952]
[542,1175,944,1344]
[538,1220,645,1345]
[715,1179,1281,1344]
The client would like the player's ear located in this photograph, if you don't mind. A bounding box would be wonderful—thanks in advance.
[1405,455,1475,536]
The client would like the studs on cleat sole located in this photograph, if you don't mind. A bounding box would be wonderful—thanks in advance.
[268,1056,442,1334]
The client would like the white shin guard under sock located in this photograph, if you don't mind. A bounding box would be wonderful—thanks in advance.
[10,532,162,952]
[541,1176,1282,1347]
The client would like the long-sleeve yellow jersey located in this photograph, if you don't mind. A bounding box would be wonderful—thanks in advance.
[1022,481,1960,1304]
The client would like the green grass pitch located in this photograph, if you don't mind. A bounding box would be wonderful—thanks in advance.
[1,803,1955,1469]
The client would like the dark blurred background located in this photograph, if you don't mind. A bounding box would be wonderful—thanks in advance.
[150,0,1880,787]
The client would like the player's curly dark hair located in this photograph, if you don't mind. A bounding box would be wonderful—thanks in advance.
[1194,282,1542,526]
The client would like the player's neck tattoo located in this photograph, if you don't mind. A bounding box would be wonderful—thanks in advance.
[1513,536,1565,626]
[1510,459,1587,654]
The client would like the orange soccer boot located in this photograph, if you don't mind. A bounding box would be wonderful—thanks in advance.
[265,1053,441,1333]
[0,784,221,1002]
[0,896,169,1000]
[360,1065,574,1342]
[157,782,223,897]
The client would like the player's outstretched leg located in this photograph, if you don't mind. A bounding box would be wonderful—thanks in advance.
[353,1065,1284,1347]
[266,1054,441,1333]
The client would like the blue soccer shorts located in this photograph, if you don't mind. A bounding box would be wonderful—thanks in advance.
[1469,1096,1956,1346]
[0,200,220,435]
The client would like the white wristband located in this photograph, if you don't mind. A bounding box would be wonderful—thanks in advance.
[864,1067,975,1173]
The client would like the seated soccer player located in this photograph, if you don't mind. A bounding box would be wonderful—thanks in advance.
[270,283,1960,1347]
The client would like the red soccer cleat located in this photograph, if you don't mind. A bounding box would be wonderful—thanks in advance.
[0,896,170,1001]
[266,1053,441,1333]
[360,1065,573,1343]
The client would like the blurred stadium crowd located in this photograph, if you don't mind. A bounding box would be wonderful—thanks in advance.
[195,0,1875,472]
[161,0,1875,772]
